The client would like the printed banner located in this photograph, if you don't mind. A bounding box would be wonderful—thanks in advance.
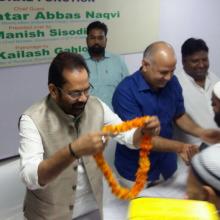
[0,0,160,67]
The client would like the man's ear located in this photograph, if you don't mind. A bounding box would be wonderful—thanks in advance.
[48,84,58,100]
[202,185,217,204]
[142,59,150,72]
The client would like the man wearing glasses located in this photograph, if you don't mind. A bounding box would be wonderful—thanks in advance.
[18,52,160,220]
[82,21,129,108]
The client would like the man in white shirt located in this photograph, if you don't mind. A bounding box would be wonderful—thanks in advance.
[174,38,219,145]
[166,38,219,200]
[19,51,163,220]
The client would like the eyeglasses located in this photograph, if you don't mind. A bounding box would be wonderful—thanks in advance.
[57,83,94,100]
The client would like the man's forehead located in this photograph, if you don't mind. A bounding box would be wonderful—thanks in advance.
[63,67,87,74]
[89,29,105,36]
[152,55,176,67]
[62,68,89,83]
[186,51,208,59]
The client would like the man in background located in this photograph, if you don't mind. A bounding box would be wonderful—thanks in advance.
[82,21,129,108]
[174,38,219,145]
[170,38,219,200]
[112,41,216,188]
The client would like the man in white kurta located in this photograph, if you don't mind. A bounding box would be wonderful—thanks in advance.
[167,38,219,199]
[174,38,219,144]
[174,71,219,144]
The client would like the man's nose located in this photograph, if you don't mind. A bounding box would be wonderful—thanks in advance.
[93,37,100,44]
[164,73,172,81]
[198,60,205,68]
[78,92,88,102]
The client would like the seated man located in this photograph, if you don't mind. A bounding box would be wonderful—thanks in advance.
[187,144,220,212]
[112,41,217,187]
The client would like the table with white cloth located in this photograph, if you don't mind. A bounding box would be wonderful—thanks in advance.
[103,159,188,220]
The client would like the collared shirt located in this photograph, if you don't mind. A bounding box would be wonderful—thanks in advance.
[19,99,135,218]
[82,51,129,108]
[174,71,219,145]
[112,70,185,181]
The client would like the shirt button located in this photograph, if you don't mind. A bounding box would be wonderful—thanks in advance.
[69,205,74,210]
[72,185,77,191]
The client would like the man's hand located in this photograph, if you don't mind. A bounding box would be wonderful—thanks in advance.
[71,131,110,157]
[179,144,198,165]
[200,128,220,144]
[141,116,161,136]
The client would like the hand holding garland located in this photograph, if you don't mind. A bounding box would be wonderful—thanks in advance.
[94,116,160,200]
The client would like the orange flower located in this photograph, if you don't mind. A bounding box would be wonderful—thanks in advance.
[93,116,152,200]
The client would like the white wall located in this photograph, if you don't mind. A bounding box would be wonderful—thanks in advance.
[159,0,220,75]
[1,1,220,219]
[0,158,25,220]
[0,64,49,160]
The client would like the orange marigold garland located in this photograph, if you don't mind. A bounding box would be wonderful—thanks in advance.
[93,116,153,200]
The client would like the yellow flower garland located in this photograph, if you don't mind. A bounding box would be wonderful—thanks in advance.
[93,116,153,200]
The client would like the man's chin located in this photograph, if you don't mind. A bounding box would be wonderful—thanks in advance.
[193,72,207,80]
[88,46,105,56]
[157,82,168,88]
[72,107,85,116]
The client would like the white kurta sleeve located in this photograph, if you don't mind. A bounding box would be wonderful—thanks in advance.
[19,115,46,190]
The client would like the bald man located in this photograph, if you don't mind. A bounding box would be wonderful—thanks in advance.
[112,41,216,188]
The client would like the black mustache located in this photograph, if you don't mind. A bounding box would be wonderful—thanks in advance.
[72,103,86,109]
